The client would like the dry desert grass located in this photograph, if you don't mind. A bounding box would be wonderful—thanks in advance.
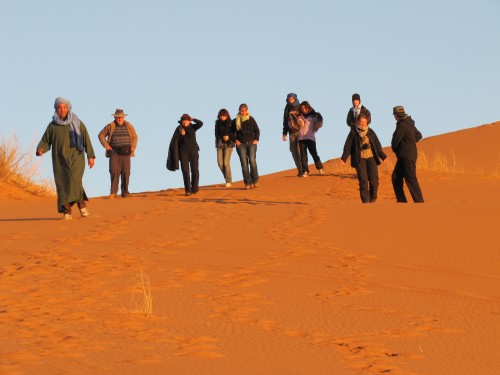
[0,134,54,199]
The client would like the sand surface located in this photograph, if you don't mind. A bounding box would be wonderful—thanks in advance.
[1,122,499,374]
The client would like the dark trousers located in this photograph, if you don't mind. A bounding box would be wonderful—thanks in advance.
[179,148,199,193]
[392,158,424,203]
[355,157,379,203]
[299,139,323,173]
[109,152,131,195]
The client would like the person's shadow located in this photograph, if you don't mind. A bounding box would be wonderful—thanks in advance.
[0,217,61,222]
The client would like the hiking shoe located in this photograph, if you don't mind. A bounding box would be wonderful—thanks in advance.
[121,192,130,198]
[253,181,260,188]
[108,194,117,199]
[225,182,232,188]
[80,208,90,218]
[319,169,325,175]
[63,214,72,220]
[302,172,309,177]
[245,185,251,190]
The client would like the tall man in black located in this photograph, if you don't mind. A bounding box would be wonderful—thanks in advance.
[391,106,424,203]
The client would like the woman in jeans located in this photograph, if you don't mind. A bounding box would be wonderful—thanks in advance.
[230,103,260,190]
[214,109,234,187]
[296,101,324,177]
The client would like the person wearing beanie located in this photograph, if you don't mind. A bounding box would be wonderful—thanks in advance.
[341,113,388,203]
[282,93,302,175]
[36,97,95,219]
[346,93,371,128]
[98,109,139,199]
[391,106,424,203]
[230,103,260,190]
[214,108,235,187]
[166,114,203,196]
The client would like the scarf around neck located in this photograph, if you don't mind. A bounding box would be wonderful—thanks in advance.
[53,111,83,153]
[235,113,250,131]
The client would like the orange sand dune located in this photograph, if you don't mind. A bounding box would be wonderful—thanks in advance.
[1,122,499,375]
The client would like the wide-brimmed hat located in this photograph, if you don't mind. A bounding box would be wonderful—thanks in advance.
[180,114,192,121]
[112,109,128,117]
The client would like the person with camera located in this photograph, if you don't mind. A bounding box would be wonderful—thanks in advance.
[98,109,138,199]
[341,113,388,203]
[230,103,260,190]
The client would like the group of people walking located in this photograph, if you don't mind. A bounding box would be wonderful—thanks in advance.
[37,94,424,219]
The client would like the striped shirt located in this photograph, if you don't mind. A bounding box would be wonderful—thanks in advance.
[110,125,131,147]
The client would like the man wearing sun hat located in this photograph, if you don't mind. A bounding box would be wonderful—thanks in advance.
[98,109,138,199]
[391,105,424,203]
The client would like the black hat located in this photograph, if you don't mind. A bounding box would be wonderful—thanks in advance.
[352,93,361,101]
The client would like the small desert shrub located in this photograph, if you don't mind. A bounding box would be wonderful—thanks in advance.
[417,150,463,173]
[0,134,54,196]
[131,269,153,318]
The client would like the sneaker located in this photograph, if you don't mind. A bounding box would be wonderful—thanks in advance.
[245,185,251,190]
[253,181,260,188]
[63,214,72,220]
[302,172,309,178]
[185,192,192,196]
[121,192,130,198]
[225,182,232,188]
[108,194,117,199]
[319,169,325,175]
[80,208,90,218]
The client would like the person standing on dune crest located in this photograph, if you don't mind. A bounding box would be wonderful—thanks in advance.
[391,105,424,203]
[36,97,95,219]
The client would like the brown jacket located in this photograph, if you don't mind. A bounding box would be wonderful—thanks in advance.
[98,121,138,157]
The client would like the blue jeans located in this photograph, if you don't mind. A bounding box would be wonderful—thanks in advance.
[236,142,259,186]
[217,146,233,183]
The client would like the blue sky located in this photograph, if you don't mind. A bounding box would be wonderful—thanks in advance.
[1,0,499,197]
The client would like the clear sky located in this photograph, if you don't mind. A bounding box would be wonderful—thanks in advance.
[1,0,499,197]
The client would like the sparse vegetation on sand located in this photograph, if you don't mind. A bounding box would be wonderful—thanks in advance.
[0,134,54,197]
[417,150,464,173]
[131,269,153,318]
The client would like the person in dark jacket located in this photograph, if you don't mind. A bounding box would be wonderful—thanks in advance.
[346,93,371,128]
[341,113,388,203]
[230,103,260,190]
[215,109,234,187]
[167,114,203,196]
[282,93,302,175]
[391,106,424,203]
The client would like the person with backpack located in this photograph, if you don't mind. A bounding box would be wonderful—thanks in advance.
[296,101,325,177]
[282,93,302,175]
[341,113,388,203]
[98,109,138,199]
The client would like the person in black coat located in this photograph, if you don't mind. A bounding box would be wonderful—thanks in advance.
[230,103,260,190]
[167,113,203,196]
[391,106,424,203]
[282,93,302,175]
[214,108,235,187]
[341,113,388,203]
[346,93,371,128]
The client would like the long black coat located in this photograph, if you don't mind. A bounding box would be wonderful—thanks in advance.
[166,119,203,171]
[341,128,387,168]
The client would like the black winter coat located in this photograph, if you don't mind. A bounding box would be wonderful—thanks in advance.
[215,118,235,148]
[283,101,301,135]
[391,116,422,161]
[341,128,387,168]
[346,105,371,127]
[166,119,203,171]
[230,117,260,144]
